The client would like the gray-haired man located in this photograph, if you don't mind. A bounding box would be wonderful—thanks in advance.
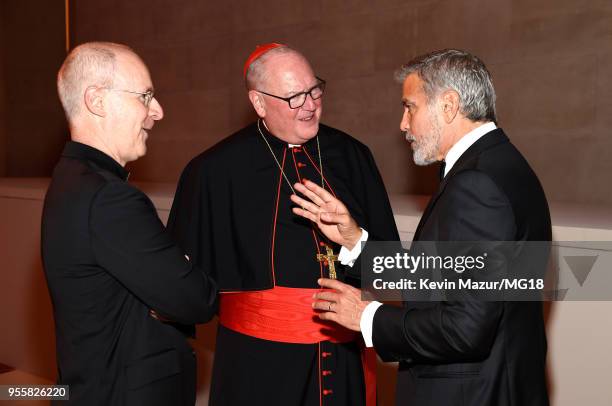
[292,49,551,406]
[43,42,217,405]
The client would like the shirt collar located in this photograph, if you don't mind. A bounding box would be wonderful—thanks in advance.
[443,122,497,177]
[259,119,317,148]
[61,141,130,181]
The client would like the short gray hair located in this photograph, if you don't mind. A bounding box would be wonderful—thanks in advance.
[396,49,497,123]
[57,42,132,122]
[245,45,305,90]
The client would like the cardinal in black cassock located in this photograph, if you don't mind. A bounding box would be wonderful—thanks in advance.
[167,44,399,406]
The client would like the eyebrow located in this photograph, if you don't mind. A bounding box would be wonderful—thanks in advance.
[285,90,301,98]
[285,81,320,98]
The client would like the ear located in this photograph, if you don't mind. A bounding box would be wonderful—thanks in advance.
[84,86,107,117]
[440,90,460,123]
[248,90,266,118]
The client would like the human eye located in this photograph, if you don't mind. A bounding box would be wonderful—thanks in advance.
[289,92,306,108]
[142,90,154,106]
[310,85,323,98]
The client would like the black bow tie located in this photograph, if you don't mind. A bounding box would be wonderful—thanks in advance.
[439,161,446,181]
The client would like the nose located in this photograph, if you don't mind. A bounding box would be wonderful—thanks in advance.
[400,110,409,132]
[148,97,164,120]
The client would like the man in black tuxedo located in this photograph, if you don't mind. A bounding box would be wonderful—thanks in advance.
[42,42,217,405]
[291,49,551,405]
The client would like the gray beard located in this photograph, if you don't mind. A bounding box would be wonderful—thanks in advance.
[412,144,437,166]
[410,128,441,166]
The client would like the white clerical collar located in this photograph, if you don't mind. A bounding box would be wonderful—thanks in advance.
[261,119,303,148]
[443,122,497,176]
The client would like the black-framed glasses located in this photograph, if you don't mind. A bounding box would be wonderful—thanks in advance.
[109,88,155,107]
[257,77,326,109]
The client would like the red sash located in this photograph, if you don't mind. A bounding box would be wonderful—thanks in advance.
[219,286,376,405]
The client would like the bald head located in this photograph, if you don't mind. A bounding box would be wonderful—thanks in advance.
[245,46,312,91]
[57,42,140,123]
[56,42,163,167]
[245,45,322,144]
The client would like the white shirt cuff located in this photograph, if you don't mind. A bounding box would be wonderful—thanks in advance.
[337,228,368,267]
[360,301,383,347]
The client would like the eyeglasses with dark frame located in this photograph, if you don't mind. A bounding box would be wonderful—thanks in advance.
[256,77,326,109]
[108,88,155,107]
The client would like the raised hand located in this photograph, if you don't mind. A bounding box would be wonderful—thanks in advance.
[291,179,362,249]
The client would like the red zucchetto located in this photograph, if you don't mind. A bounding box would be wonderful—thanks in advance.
[243,43,287,78]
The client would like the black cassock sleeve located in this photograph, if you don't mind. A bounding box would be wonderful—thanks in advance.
[166,157,218,283]
[90,180,218,325]
[373,170,515,364]
[342,142,400,281]
[166,159,202,260]
[357,145,399,240]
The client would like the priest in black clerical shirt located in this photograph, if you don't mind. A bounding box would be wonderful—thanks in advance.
[42,42,217,406]
[167,44,399,406]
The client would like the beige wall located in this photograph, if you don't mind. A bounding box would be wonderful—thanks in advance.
[2,0,611,205]
[0,0,68,177]
[69,0,612,205]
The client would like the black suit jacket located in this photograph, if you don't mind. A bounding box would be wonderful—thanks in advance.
[41,141,218,406]
[372,129,551,406]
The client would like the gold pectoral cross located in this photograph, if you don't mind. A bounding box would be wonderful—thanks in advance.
[317,243,338,279]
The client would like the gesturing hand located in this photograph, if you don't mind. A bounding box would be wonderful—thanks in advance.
[291,179,362,250]
[312,278,370,332]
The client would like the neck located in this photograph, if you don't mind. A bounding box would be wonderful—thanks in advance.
[439,119,490,160]
[256,118,324,191]
[71,124,126,167]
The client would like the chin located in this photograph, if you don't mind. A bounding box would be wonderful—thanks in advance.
[298,122,320,141]
[136,145,147,159]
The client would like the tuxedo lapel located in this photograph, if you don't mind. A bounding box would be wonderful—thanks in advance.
[413,179,446,240]
[413,129,509,241]
[445,128,508,180]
